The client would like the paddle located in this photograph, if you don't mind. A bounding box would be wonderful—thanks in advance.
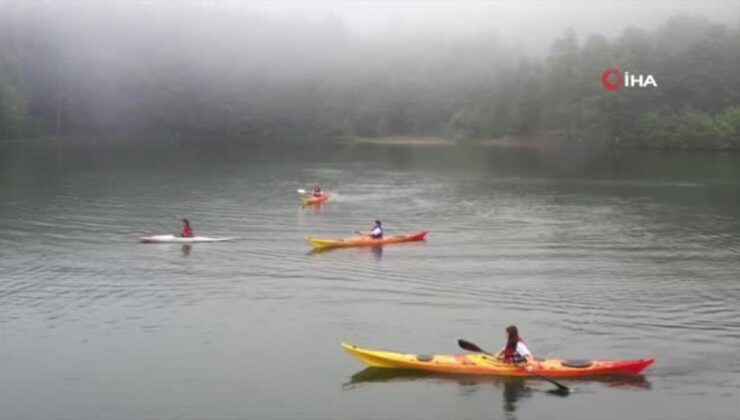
[297,189,307,194]
[457,339,570,393]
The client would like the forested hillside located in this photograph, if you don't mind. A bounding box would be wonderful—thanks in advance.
[1,5,739,149]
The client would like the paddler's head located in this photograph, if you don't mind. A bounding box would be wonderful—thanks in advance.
[182,218,190,225]
[375,220,381,226]
[506,325,519,348]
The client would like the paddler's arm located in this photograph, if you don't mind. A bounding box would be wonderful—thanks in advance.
[494,347,505,359]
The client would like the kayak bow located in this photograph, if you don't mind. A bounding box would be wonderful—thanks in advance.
[341,342,655,378]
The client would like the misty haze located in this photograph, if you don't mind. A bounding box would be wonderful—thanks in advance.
[0,0,738,146]
[1,1,739,420]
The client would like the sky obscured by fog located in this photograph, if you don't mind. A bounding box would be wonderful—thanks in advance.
[1,0,739,140]
[6,1,739,55]
[247,0,740,52]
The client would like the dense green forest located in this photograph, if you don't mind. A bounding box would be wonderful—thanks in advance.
[1,5,739,149]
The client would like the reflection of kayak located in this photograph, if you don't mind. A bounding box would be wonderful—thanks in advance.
[302,194,329,207]
[341,343,655,378]
[139,235,235,243]
[346,367,652,389]
[306,231,428,249]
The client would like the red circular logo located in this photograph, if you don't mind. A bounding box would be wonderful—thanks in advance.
[601,68,623,91]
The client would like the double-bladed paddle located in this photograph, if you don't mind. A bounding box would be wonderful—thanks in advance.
[458,339,570,393]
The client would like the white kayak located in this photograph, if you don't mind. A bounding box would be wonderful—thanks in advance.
[139,235,236,244]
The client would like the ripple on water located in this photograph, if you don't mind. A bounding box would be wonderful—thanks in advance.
[1,155,740,419]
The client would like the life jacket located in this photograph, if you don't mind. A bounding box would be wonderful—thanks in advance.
[503,337,526,364]
[182,224,193,238]
[313,190,323,197]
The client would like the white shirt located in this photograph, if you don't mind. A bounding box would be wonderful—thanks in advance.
[371,226,383,237]
[516,342,532,357]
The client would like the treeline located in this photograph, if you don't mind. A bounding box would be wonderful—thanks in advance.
[444,17,740,149]
[638,108,740,149]
[0,4,739,149]
[0,41,32,139]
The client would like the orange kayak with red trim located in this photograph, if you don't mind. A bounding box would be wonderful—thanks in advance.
[306,231,428,249]
[341,342,655,378]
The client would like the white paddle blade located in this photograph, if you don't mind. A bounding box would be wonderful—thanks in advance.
[297,189,307,194]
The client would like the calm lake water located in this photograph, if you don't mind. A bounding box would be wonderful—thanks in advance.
[1,140,739,420]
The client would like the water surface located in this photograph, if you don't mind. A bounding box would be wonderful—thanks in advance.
[1,141,739,420]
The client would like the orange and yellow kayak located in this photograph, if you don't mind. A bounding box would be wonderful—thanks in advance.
[302,193,330,207]
[306,231,428,250]
[341,343,655,378]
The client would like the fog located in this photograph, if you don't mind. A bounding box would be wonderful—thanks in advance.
[9,1,738,53]
[1,0,739,145]
[249,0,740,51]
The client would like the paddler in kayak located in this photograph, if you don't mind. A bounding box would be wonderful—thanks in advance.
[358,220,383,239]
[180,219,193,238]
[495,325,537,367]
[355,220,383,239]
[370,220,383,238]
[312,186,325,198]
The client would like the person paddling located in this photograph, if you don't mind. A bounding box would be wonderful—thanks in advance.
[495,325,536,366]
[357,220,384,239]
[369,220,383,238]
[181,219,193,238]
[313,187,325,198]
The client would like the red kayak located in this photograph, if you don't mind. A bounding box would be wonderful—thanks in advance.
[302,193,329,207]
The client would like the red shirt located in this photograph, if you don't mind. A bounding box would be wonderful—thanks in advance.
[182,224,193,237]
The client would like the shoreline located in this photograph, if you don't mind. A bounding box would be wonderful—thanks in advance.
[4,134,739,153]
[354,136,455,146]
[356,135,740,152]
[355,135,579,149]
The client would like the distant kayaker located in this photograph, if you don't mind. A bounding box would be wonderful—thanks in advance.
[370,220,383,238]
[181,219,193,238]
[357,220,384,239]
[313,187,325,198]
[495,325,535,365]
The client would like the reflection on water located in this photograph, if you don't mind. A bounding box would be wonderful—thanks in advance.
[345,367,652,389]
[371,246,383,262]
[181,244,192,257]
[301,202,326,213]
[307,245,385,262]
[346,367,651,417]
[502,378,534,416]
